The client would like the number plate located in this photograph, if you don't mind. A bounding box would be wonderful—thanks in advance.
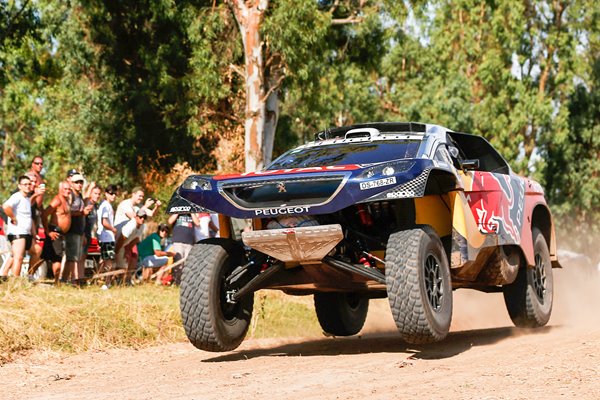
[359,177,397,190]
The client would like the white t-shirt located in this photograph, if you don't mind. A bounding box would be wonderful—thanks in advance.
[209,213,220,238]
[119,218,144,246]
[97,200,115,242]
[194,214,212,241]
[114,198,138,230]
[2,192,32,235]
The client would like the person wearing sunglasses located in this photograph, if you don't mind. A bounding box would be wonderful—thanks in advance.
[27,156,46,209]
[138,223,175,282]
[1,176,35,277]
[63,174,90,285]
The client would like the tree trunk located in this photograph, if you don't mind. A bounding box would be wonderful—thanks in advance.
[227,0,270,172]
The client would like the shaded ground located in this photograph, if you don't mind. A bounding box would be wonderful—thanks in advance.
[3,260,600,400]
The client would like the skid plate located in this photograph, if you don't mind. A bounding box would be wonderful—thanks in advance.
[242,224,343,264]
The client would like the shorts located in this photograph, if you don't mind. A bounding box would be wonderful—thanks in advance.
[65,232,84,261]
[141,254,169,268]
[42,236,64,263]
[7,234,32,251]
[100,241,116,260]
[172,242,192,260]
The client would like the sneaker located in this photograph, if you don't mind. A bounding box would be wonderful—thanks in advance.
[101,284,109,290]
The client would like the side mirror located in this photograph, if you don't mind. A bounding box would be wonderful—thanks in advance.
[461,159,480,171]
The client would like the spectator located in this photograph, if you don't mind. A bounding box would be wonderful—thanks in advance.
[115,208,147,285]
[194,212,219,242]
[1,175,35,277]
[114,187,160,230]
[64,173,92,284]
[113,187,160,282]
[97,184,118,289]
[79,183,101,274]
[168,212,199,284]
[167,213,199,260]
[209,213,220,238]
[2,173,46,277]
[27,156,45,211]
[138,223,175,282]
[41,181,72,283]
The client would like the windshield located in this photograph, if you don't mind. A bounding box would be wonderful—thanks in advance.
[267,140,421,170]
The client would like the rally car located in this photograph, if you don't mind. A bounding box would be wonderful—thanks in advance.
[168,122,560,352]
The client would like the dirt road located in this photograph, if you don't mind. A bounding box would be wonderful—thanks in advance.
[3,262,600,400]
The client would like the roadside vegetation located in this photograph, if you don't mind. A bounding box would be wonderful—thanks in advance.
[0,279,321,364]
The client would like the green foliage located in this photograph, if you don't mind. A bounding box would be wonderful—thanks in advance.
[1,0,598,242]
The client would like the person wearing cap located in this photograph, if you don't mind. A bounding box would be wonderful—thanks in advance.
[114,186,161,230]
[137,223,175,282]
[66,168,79,180]
[64,173,93,284]
[115,208,147,285]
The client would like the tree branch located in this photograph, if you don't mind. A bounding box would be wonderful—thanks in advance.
[331,17,364,25]
[261,74,285,103]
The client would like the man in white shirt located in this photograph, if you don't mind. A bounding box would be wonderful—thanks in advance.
[115,208,147,284]
[114,186,160,230]
[97,184,118,288]
[1,175,34,277]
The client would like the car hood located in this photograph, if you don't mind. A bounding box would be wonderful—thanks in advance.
[167,158,438,219]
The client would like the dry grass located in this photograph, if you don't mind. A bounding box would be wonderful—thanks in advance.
[0,279,320,364]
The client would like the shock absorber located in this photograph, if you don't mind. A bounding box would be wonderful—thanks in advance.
[356,204,373,227]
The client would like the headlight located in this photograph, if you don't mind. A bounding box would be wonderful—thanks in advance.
[181,176,212,191]
[360,160,414,179]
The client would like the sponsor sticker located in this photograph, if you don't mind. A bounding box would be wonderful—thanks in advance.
[386,190,415,199]
[170,206,191,213]
[359,177,397,190]
[255,206,310,216]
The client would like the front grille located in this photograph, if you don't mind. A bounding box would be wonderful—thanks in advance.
[220,175,346,209]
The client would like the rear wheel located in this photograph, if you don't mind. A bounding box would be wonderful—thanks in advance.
[503,228,553,327]
[180,242,254,352]
[314,292,369,336]
[385,227,453,344]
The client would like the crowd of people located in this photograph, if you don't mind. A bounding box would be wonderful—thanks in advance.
[0,155,220,288]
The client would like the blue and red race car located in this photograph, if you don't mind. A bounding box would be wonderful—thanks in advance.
[168,122,560,351]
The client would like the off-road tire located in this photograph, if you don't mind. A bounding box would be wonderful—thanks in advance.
[385,226,453,344]
[314,292,369,336]
[180,242,254,352]
[503,228,553,327]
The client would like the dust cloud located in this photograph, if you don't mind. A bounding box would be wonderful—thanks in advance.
[361,236,600,335]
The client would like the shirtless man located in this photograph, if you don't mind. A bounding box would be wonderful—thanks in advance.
[41,181,72,283]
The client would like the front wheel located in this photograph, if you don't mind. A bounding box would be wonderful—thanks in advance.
[503,228,553,327]
[385,227,453,344]
[314,292,369,336]
[180,242,254,352]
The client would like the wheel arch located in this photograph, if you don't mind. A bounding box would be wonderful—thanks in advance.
[528,204,561,268]
[424,168,461,196]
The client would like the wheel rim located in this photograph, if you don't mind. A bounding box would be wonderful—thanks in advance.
[532,253,547,302]
[424,254,444,311]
